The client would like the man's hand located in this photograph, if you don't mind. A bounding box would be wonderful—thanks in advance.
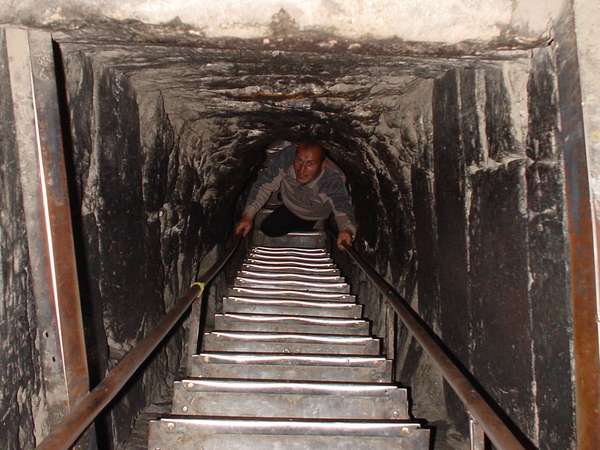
[235,214,253,236]
[336,229,353,250]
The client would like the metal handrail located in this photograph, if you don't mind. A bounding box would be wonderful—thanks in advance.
[338,240,526,450]
[36,235,242,450]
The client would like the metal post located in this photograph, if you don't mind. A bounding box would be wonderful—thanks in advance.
[470,415,486,450]
[385,303,396,374]
[186,297,203,373]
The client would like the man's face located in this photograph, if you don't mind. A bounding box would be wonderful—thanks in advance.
[293,146,323,184]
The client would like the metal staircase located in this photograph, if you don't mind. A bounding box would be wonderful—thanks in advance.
[148,231,431,449]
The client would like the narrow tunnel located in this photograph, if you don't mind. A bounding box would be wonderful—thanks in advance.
[1,2,599,450]
[58,34,573,450]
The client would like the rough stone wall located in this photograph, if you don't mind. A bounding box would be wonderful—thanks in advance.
[60,46,266,447]
[63,52,175,446]
[427,52,574,448]
[330,51,575,450]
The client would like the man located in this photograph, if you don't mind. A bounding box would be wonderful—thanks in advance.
[235,141,356,249]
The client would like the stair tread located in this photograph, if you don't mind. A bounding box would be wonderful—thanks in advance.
[248,254,333,262]
[176,378,403,393]
[149,419,429,450]
[223,299,362,318]
[234,277,350,293]
[196,352,389,366]
[152,416,422,430]
[252,251,329,258]
[172,378,410,420]
[203,330,378,343]
[242,262,339,274]
[225,297,358,308]
[222,297,362,317]
[148,238,430,448]
[202,331,381,355]
[235,276,347,287]
[251,249,329,253]
[191,362,392,382]
[216,312,368,324]
[247,258,334,266]
[229,286,355,301]
[253,246,328,253]
[237,271,344,281]
[214,313,370,335]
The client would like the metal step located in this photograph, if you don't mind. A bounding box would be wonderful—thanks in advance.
[223,297,362,318]
[234,276,350,293]
[252,247,329,257]
[148,417,429,449]
[201,331,381,355]
[242,263,340,276]
[229,287,355,302]
[172,378,409,419]
[237,270,344,282]
[253,246,327,252]
[247,254,333,265]
[246,257,335,268]
[146,218,433,449]
[214,313,370,335]
[191,353,393,383]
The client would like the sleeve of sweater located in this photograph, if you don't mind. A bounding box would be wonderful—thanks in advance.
[319,171,357,235]
[243,146,294,219]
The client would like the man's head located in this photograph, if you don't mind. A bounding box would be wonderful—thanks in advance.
[294,141,325,185]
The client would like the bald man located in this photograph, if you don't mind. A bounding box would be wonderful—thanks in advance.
[235,142,356,249]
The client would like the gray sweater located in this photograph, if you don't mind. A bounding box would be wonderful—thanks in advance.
[244,145,357,234]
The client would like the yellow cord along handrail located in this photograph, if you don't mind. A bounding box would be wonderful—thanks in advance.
[339,240,526,450]
[36,235,242,450]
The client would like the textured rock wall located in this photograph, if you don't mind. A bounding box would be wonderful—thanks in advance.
[426,51,574,448]
[330,50,575,450]
[526,43,578,450]
[64,53,175,446]
[60,47,266,447]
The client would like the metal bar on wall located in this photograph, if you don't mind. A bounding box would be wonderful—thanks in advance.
[554,5,600,448]
[5,27,90,426]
